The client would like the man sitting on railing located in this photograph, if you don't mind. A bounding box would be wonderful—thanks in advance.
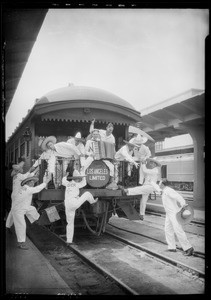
[114,140,140,185]
[115,140,140,169]
[67,132,86,170]
[129,134,151,185]
[31,136,80,189]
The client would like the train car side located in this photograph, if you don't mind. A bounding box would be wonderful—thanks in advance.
[5,86,144,235]
[157,154,194,191]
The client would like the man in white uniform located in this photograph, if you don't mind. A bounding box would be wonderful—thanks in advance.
[89,119,117,189]
[67,132,86,169]
[6,161,36,230]
[89,119,115,144]
[159,180,194,256]
[84,129,117,190]
[32,136,80,187]
[62,170,98,244]
[115,140,140,168]
[114,140,140,185]
[121,158,161,220]
[9,174,51,250]
[129,134,151,184]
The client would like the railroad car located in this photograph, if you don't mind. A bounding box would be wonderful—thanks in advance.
[156,153,194,191]
[6,85,153,235]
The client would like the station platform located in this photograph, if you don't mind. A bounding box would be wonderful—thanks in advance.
[5,227,74,295]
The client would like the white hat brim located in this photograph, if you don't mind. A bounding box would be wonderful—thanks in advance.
[129,126,155,142]
[147,158,161,167]
[41,136,57,151]
[123,140,141,148]
[133,136,148,144]
[21,176,39,186]
[176,205,194,225]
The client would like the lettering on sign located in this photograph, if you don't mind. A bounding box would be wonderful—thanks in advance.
[89,175,106,181]
[86,168,109,175]
[86,160,110,188]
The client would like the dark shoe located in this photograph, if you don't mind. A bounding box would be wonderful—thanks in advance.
[66,242,75,246]
[18,242,29,250]
[167,249,177,252]
[184,247,194,256]
[140,215,144,221]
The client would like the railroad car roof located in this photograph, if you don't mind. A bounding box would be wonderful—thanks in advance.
[35,85,136,111]
[7,85,142,142]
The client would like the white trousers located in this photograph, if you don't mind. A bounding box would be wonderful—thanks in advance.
[127,184,155,215]
[6,210,13,228]
[9,206,40,242]
[165,213,192,251]
[137,163,143,184]
[65,191,95,243]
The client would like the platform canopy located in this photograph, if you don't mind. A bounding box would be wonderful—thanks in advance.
[3,8,48,115]
[138,89,205,142]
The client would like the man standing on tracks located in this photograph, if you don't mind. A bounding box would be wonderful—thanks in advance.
[62,170,98,245]
[9,173,51,250]
[159,180,194,256]
[120,158,161,220]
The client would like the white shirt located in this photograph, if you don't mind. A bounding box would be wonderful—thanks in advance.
[67,138,85,155]
[129,139,151,161]
[33,149,56,173]
[115,145,136,164]
[99,129,115,144]
[62,176,86,199]
[33,142,81,173]
[142,164,158,184]
[11,172,34,201]
[54,142,81,157]
[162,186,186,215]
[12,183,46,210]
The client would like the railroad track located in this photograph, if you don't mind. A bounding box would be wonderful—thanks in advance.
[147,211,205,227]
[105,230,205,279]
[26,222,136,295]
[27,222,204,295]
[107,222,205,260]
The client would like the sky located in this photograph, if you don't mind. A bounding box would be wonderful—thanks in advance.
[5,8,208,145]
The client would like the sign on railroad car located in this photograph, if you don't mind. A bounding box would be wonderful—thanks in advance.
[86,160,110,188]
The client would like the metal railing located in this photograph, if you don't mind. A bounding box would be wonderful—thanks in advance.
[36,158,139,189]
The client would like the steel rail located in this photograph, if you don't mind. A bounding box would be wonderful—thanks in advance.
[147,211,205,226]
[107,222,205,258]
[105,231,205,279]
[41,225,139,295]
